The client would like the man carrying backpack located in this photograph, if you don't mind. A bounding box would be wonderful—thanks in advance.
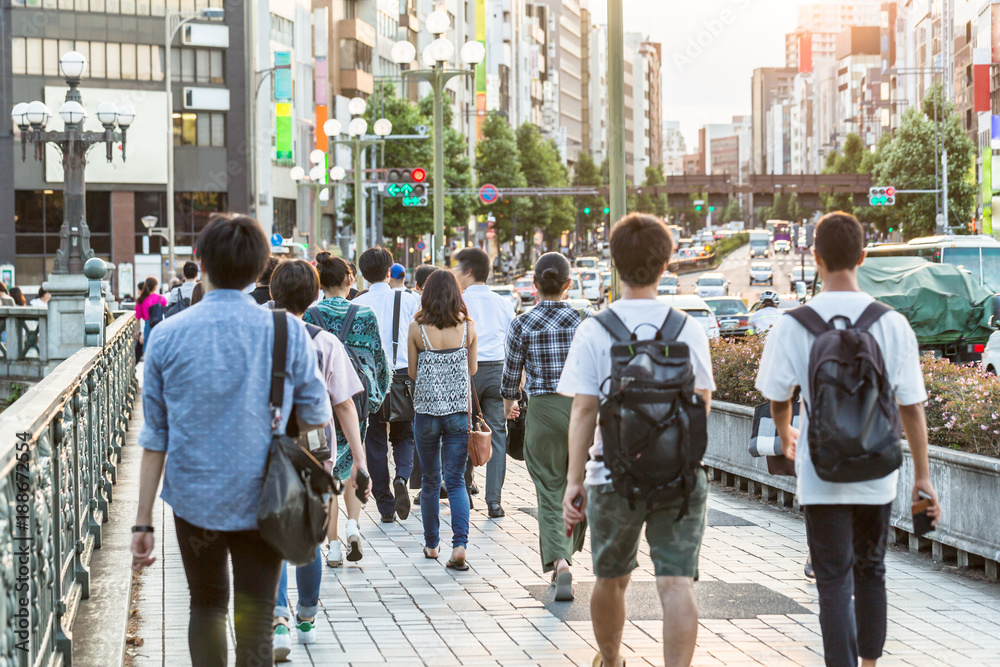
[165,261,199,317]
[755,212,941,667]
[560,214,715,667]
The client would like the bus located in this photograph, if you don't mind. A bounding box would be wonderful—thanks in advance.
[865,235,1000,294]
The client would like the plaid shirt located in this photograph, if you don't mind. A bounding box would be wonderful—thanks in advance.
[502,301,584,400]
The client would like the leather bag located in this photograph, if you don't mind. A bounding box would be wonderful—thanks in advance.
[467,377,492,467]
[376,291,416,423]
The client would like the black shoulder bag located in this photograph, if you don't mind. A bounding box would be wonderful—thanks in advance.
[376,290,416,423]
[257,310,342,566]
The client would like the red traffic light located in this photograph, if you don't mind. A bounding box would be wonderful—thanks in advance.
[886,187,895,196]
[412,168,426,182]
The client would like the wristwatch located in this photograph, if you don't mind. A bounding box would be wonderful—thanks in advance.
[131,525,154,533]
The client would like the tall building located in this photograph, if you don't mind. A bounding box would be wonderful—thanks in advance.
[662,121,686,175]
[585,21,608,164]
[625,33,647,180]
[537,0,584,165]
[623,43,635,183]
[4,0,245,291]
[640,41,662,170]
[751,67,796,175]
[785,0,881,70]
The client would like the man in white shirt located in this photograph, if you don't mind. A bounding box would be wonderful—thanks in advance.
[166,261,199,312]
[454,248,514,518]
[559,215,714,667]
[353,247,421,523]
[28,287,50,308]
[756,212,941,667]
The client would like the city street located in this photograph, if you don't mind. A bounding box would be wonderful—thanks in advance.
[682,244,817,305]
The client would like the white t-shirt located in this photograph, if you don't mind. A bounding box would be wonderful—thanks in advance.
[755,291,927,506]
[310,328,365,455]
[748,306,782,334]
[557,299,716,486]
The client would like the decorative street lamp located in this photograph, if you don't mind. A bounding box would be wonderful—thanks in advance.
[12,51,134,275]
[289,160,332,256]
[391,11,484,267]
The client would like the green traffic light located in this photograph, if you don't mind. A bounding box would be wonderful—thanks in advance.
[584,207,591,215]
[603,207,610,214]
[709,206,715,212]
[888,227,894,232]
[695,205,702,211]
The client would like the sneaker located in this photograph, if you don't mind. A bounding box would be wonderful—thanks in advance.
[345,520,363,562]
[295,616,316,645]
[393,477,411,520]
[380,513,395,523]
[414,491,421,506]
[804,557,816,580]
[326,540,343,568]
[273,622,292,662]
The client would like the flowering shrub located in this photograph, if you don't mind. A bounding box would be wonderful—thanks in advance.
[709,336,1000,458]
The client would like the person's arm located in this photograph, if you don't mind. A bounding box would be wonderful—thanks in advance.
[899,403,940,524]
[754,318,798,457]
[466,320,478,376]
[562,394,599,532]
[501,318,525,418]
[771,398,799,460]
[408,321,420,380]
[132,339,168,570]
[332,398,369,498]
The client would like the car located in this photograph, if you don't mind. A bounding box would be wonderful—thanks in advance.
[984,330,1000,375]
[657,273,680,296]
[566,273,584,300]
[514,276,537,303]
[789,266,818,286]
[490,284,522,315]
[704,297,752,337]
[798,233,809,250]
[578,269,604,303]
[749,262,774,285]
[564,297,597,317]
[656,294,720,338]
[694,272,730,298]
[773,239,792,254]
[574,256,600,269]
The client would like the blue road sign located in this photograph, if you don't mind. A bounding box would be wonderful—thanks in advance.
[270,233,283,246]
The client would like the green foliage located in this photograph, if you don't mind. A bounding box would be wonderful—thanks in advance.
[669,192,709,236]
[515,123,574,243]
[418,95,475,236]
[719,198,743,224]
[636,164,669,218]
[822,132,866,213]
[573,152,606,235]
[476,115,528,244]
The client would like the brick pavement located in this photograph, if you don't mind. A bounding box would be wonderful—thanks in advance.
[126,399,1000,666]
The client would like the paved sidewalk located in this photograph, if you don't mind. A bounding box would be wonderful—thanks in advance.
[127,407,1000,666]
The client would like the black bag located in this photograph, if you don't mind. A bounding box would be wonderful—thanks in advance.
[376,291,415,423]
[506,398,527,462]
[257,310,342,566]
[147,300,163,328]
[594,308,707,520]
[164,285,191,318]
[307,305,371,429]
[787,303,902,483]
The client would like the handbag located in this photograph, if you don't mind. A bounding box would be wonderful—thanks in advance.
[376,290,416,423]
[749,398,800,478]
[257,310,342,566]
[467,377,493,467]
[506,397,527,462]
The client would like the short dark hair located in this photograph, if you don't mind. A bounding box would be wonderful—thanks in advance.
[814,212,865,272]
[533,252,571,297]
[454,247,490,282]
[36,286,48,298]
[609,213,673,287]
[358,246,393,283]
[315,251,352,289]
[196,214,271,290]
[414,264,438,289]
[258,255,281,285]
[415,269,469,329]
[182,261,199,280]
[269,259,320,315]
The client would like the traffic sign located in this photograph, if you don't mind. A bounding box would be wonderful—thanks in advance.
[270,233,283,246]
[416,241,426,251]
[479,183,500,205]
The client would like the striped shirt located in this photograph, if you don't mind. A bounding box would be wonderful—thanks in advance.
[501,301,584,400]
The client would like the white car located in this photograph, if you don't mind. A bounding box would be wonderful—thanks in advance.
[578,270,604,303]
[490,285,521,315]
[657,295,720,339]
[694,273,730,298]
[574,256,600,270]
[566,273,584,300]
[749,262,774,285]
[984,330,1000,375]
[774,240,792,254]
[658,273,680,296]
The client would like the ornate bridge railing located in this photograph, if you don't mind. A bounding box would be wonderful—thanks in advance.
[0,307,50,381]
[0,311,137,666]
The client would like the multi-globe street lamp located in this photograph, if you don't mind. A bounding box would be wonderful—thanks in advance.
[391,10,485,267]
[11,51,134,275]
[289,155,347,256]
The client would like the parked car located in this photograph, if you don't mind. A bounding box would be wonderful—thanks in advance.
[657,273,680,296]
[694,272,730,298]
[514,276,537,303]
[749,262,774,286]
[984,330,1000,375]
[578,270,604,303]
[657,294,720,339]
[704,297,752,337]
[491,284,522,315]
[773,239,792,254]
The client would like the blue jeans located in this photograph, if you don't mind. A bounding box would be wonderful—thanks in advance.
[274,548,322,621]
[414,412,470,550]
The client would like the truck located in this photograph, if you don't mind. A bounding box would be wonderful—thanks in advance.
[857,257,996,363]
[748,230,770,258]
[772,222,792,253]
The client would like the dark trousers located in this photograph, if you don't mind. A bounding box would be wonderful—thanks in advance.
[473,361,508,504]
[174,514,283,667]
[364,397,415,516]
[804,503,892,667]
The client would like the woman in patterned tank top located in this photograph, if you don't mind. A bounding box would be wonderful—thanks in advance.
[407,270,478,569]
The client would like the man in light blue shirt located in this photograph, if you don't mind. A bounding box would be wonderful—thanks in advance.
[130,214,332,666]
[353,247,421,522]
[455,247,515,518]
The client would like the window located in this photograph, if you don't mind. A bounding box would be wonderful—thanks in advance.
[137,44,151,80]
[196,49,209,83]
[121,43,137,79]
[90,42,106,78]
[210,50,223,83]
[106,43,121,78]
[12,38,25,75]
[210,113,225,146]
[75,41,90,73]
[153,46,164,81]
[339,40,371,72]
[15,191,112,286]
[181,48,195,81]
[271,14,295,46]
[26,39,42,76]
[120,0,135,13]
[43,39,59,76]
[172,112,224,146]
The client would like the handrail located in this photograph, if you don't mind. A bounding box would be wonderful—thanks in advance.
[0,312,138,666]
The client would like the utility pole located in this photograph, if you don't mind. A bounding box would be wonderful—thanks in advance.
[608,0,626,299]
[942,149,948,231]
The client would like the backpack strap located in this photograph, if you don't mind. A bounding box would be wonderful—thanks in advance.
[593,308,633,342]
[270,310,288,417]
[786,305,830,337]
[338,304,360,343]
[304,322,324,339]
[307,306,326,331]
[391,290,402,367]
[656,307,686,342]
[852,301,892,331]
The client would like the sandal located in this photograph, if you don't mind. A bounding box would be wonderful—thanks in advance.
[423,546,439,560]
[592,654,625,667]
[445,558,469,571]
[554,569,574,601]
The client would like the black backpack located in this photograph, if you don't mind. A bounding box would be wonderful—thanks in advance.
[307,306,371,430]
[164,286,191,318]
[787,302,902,483]
[594,308,707,519]
[147,300,163,328]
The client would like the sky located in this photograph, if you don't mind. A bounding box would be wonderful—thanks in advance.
[587,0,805,150]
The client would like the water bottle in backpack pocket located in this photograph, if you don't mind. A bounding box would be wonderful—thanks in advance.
[594,308,708,520]
[787,302,903,483]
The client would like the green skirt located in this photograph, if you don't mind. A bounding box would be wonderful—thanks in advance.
[524,393,587,573]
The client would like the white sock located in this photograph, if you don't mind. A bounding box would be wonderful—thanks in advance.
[345,518,359,535]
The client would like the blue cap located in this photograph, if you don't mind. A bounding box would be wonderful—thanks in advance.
[390,263,406,279]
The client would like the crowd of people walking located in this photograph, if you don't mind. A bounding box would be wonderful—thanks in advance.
[130,210,941,667]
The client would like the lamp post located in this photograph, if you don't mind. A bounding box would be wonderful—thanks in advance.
[11,51,134,275]
[164,6,225,282]
[290,162,332,256]
[607,0,626,300]
[391,11,485,267]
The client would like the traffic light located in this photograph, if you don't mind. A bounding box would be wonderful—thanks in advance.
[603,207,610,215]
[709,205,715,212]
[695,205,702,211]
[386,168,428,206]
[869,186,895,206]
[583,207,591,215]
[888,227,894,233]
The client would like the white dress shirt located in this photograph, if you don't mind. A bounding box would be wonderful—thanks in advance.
[462,284,514,362]
[166,281,197,305]
[353,281,420,370]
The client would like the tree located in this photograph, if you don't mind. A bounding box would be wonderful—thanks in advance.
[822,132,865,213]
[418,95,474,237]
[636,164,669,218]
[476,114,528,244]
[720,198,743,224]
[573,152,606,236]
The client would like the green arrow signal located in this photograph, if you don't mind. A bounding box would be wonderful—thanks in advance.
[387,183,400,197]
[402,196,422,206]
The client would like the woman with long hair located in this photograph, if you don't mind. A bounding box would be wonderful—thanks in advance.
[501,252,586,601]
[135,276,166,356]
[303,251,389,566]
[407,270,478,569]
[8,286,26,306]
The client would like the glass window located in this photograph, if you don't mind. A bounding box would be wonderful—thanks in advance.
[196,49,209,83]
[210,113,225,146]
[25,39,42,76]
[42,0,57,7]
[166,0,179,12]
[982,248,1000,293]
[170,48,181,81]
[120,0,135,13]
[74,41,90,72]
[208,0,221,7]
[90,0,105,10]
[90,41,106,78]
[106,0,119,14]
[209,50,223,83]
[44,191,63,233]
[136,0,149,14]
[120,43,136,79]
[196,113,210,146]
[12,38,26,75]
[195,0,207,9]
[944,247,982,285]
[340,39,356,70]
[150,0,164,15]
[74,0,86,11]
[58,0,72,9]
[106,43,121,79]
[43,39,59,76]
[136,44,151,80]
[181,48,195,81]
[152,46,164,81]
[180,0,194,11]
[173,113,196,145]
[59,40,74,64]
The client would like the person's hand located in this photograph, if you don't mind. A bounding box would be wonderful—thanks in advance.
[779,425,799,461]
[131,532,156,572]
[351,461,371,501]
[913,478,941,527]
[506,404,520,420]
[562,483,587,535]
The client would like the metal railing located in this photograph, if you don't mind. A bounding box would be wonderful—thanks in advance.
[1,307,49,379]
[0,312,137,666]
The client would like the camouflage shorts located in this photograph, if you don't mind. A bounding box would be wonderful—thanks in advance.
[586,468,708,579]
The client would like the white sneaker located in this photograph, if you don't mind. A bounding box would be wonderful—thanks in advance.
[295,616,316,645]
[273,621,292,662]
[345,520,363,562]
[326,540,343,568]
